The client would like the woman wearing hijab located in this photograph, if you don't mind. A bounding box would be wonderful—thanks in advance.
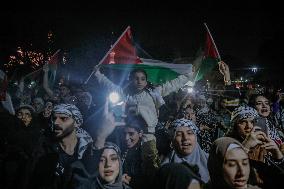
[153,162,203,189]
[73,142,131,189]
[162,118,210,183]
[207,137,260,189]
[226,105,284,189]
[95,142,131,189]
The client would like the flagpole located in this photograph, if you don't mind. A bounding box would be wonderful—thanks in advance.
[22,68,43,79]
[203,23,221,60]
[84,26,131,84]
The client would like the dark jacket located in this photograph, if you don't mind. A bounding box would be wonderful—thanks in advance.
[122,138,160,189]
[27,128,93,189]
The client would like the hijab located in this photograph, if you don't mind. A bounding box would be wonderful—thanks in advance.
[94,142,131,189]
[163,118,210,183]
[207,137,260,189]
[153,162,202,189]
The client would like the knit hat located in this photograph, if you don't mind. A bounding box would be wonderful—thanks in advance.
[16,104,35,114]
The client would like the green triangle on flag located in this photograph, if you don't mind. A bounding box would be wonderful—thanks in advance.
[194,23,221,82]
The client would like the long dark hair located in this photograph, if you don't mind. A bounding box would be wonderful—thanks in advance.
[248,93,271,108]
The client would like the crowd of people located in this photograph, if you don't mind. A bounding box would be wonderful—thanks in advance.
[0,60,284,189]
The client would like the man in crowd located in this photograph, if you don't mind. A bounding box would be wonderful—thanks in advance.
[28,103,92,189]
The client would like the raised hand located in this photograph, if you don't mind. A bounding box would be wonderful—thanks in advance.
[261,138,284,160]
[122,174,131,185]
[43,63,49,73]
[242,127,268,149]
[218,61,231,85]
[94,99,116,149]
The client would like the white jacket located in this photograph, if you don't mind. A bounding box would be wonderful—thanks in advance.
[95,71,192,133]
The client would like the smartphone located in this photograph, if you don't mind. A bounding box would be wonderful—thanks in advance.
[110,102,126,126]
[254,117,268,135]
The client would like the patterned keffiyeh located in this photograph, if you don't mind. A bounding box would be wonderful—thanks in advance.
[53,104,83,126]
[169,118,199,137]
[231,106,259,125]
[196,111,219,128]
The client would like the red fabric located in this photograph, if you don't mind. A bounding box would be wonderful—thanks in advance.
[204,32,219,59]
[101,27,141,65]
[48,49,62,65]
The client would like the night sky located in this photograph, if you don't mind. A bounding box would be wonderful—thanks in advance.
[1,1,283,82]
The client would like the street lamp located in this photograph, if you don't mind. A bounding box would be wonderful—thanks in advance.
[251,67,258,73]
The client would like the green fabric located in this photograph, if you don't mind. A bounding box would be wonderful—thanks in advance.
[103,64,179,85]
[194,57,219,82]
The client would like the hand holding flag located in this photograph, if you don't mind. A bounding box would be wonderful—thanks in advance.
[218,61,231,85]
[194,23,222,82]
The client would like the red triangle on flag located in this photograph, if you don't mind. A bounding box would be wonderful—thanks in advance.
[101,26,142,65]
[204,23,220,60]
[205,32,219,59]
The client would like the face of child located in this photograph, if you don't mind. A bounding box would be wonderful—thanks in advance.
[236,117,254,139]
[124,127,142,149]
[131,72,147,91]
[255,96,270,117]
[17,108,32,126]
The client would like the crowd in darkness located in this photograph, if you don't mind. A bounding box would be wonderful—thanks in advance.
[1,60,284,189]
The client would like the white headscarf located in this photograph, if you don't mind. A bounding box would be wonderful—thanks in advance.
[164,118,210,183]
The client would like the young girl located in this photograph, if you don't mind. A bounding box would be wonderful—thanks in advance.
[94,67,193,133]
[96,142,131,189]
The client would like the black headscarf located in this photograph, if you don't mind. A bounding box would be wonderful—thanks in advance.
[153,162,202,189]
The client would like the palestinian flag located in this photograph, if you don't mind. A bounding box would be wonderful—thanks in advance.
[100,26,192,85]
[194,23,221,82]
[16,49,63,96]
[47,49,62,87]
[104,58,192,85]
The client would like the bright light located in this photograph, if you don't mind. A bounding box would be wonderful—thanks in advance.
[251,67,258,73]
[109,92,120,104]
[187,87,194,93]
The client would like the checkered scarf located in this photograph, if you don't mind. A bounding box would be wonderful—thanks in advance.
[231,105,259,125]
[53,104,83,126]
[169,118,199,137]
